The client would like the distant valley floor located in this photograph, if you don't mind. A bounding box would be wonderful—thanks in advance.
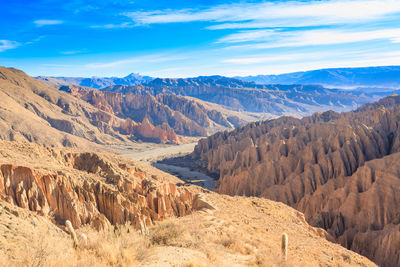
[109,140,217,190]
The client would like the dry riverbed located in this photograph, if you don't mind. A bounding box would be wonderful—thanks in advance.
[109,141,216,190]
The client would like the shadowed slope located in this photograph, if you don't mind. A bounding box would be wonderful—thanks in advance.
[0,67,178,146]
[185,95,400,266]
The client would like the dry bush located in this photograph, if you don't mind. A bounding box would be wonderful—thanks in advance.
[149,221,184,246]
[3,221,154,267]
[216,234,252,255]
[79,223,150,266]
[8,224,77,267]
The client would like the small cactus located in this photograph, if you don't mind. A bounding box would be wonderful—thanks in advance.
[281,233,288,261]
[65,220,79,248]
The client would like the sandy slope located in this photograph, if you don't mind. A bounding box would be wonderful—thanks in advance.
[0,140,376,267]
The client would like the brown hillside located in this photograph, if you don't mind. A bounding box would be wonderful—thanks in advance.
[62,85,248,136]
[0,67,178,146]
[0,140,375,266]
[185,95,400,267]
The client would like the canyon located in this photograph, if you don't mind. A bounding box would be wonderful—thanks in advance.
[43,70,400,117]
[0,65,395,266]
[0,140,376,266]
[178,94,400,267]
[0,67,182,145]
[62,85,245,136]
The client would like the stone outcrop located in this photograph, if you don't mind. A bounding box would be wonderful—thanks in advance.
[89,109,179,144]
[0,66,178,147]
[185,95,400,267]
[0,142,193,231]
[66,87,239,136]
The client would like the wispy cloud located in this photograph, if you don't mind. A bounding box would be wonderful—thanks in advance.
[0,40,20,52]
[220,50,400,76]
[125,0,400,28]
[34,19,64,27]
[222,54,316,65]
[220,28,400,49]
[221,49,393,65]
[90,22,133,29]
[60,50,86,55]
[25,36,46,45]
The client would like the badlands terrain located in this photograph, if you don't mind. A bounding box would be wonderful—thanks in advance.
[174,95,400,267]
[0,65,396,266]
[0,141,375,267]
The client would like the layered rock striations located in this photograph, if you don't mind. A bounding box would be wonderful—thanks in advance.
[66,87,239,136]
[103,76,377,115]
[0,141,193,231]
[187,95,400,267]
[0,67,178,145]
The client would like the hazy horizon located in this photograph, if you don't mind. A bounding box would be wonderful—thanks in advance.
[23,64,399,79]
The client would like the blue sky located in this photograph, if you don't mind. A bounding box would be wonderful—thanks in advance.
[1,0,400,77]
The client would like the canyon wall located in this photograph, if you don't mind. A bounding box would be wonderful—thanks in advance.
[188,95,400,267]
[0,141,193,232]
[65,87,240,136]
[0,67,178,147]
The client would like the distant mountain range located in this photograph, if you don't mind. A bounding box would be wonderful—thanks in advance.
[37,66,400,90]
[101,76,399,116]
[37,73,153,89]
[235,66,400,88]
[35,66,400,118]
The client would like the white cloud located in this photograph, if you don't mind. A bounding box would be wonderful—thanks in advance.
[60,50,86,55]
[0,40,20,52]
[222,54,304,64]
[220,52,400,77]
[34,20,64,27]
[220,28,400,49]
[125,0,400,28]
[90,22,133,29]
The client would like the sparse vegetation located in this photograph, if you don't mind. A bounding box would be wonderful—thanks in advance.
[149,221,184,245]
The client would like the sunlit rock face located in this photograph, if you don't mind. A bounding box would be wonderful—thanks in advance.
[188,95,400,267]
[0,142,194,232]
[66,87,241,138]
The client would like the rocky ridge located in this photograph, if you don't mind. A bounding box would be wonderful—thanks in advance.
[0,141,192,232]
[184,95,400,267]
[37,73,153,89]
[0,67,178,145]
[103,76,378,115]
[63,85,243,136]
[0,141,376,266]
[236,65,400,88]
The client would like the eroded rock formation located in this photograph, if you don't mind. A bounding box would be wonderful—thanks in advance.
[103,76,378,115]
[186,95,400,267]
[64,86,239,136]
[0,66,178,147]
[0,141,193,231]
